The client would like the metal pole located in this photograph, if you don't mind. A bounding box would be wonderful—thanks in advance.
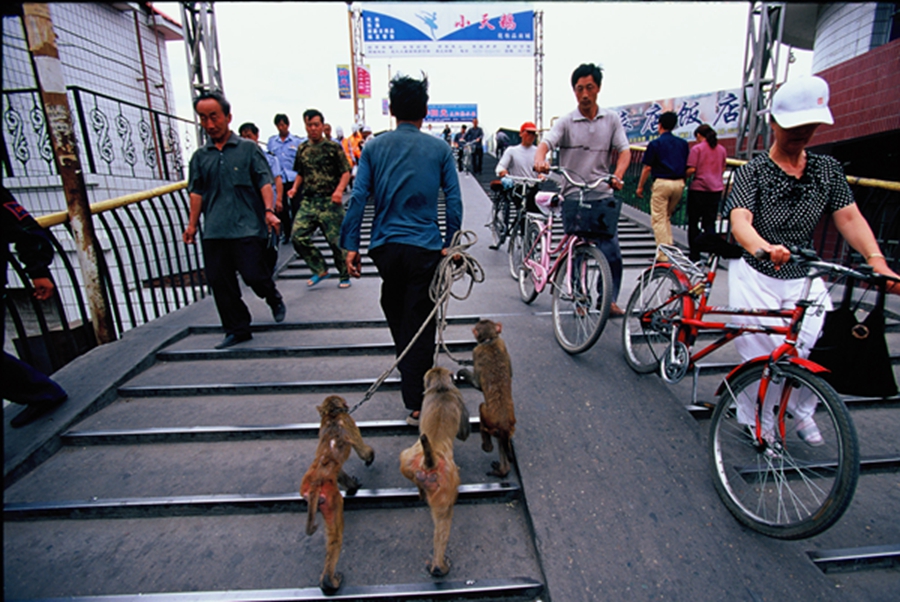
[21,3,116,344]
[347,2,359,127]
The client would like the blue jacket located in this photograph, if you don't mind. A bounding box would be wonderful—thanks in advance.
[341,123,462,252]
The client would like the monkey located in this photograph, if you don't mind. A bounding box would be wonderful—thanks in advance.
[457,319,516,478]
[300,395,374,593]
[399,366,470,577]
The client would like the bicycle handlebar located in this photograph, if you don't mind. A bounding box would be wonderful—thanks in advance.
[503,175,544,185]
[547,165,620,191]
[754,246,899,284]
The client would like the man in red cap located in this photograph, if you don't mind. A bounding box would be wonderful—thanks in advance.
[496,121,538,180]
[492,121,542,249]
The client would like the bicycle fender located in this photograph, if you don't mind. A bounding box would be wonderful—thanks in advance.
[715,356,831,396]
[638,262,696,319]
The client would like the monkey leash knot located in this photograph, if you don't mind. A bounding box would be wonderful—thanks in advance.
[348,230,484,415]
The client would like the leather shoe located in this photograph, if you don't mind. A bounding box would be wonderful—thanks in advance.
[10,395,68,429]
[215,333,252,349]
[609,302,626,317]
[270,298,286,323]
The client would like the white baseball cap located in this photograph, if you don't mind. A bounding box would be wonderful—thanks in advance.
[770,76,834,128]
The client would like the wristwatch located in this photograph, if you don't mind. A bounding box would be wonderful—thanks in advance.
[265,208,276,214]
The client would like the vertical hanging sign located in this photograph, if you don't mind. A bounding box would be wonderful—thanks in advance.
[337,65,352,99]
[356,64,372,99]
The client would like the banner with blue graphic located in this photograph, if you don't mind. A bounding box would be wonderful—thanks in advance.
[425,104,478,123]
[361,3,534,57]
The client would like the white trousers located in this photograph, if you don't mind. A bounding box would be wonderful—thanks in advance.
[727,258,833,428]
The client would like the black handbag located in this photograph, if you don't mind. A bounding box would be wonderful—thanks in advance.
[808,278,897,397]
[561,194,621,238]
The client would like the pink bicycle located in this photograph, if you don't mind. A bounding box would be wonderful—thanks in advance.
[518,167,616,354]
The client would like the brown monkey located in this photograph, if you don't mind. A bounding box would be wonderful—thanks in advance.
[457,319,516,477]
[399,366,470,577]
[300,395,375,593]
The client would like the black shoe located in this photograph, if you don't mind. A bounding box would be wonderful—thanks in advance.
[215,332,252,349]
[10,396,68,429]
[270,298,286,323]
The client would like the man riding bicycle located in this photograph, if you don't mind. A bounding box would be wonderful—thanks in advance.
[534,63,631,316]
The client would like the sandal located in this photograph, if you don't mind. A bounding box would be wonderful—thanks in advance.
[338,279,351,289]
[307,272,330,287]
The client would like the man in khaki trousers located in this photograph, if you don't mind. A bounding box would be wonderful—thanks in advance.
[636,111,689,260]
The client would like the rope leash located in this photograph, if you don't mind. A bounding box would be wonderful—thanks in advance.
[347,230,484,415]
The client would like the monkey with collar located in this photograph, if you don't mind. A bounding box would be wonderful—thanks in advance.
[399,366,470,577]
[300,395,375,593]
[457,319,516,477]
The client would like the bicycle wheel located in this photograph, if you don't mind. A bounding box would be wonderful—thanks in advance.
[552,244,612,354]
[622,266,686,373]
[507,215,524,280]
[490,194,509,248]
[709,362,859,539]
[517,221,541,304]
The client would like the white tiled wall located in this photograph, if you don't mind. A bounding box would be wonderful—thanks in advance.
[3,3,184,215]
[812,3,878,73]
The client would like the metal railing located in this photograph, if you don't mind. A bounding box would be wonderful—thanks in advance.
[3,86,194,181]
[3,182,203,375]
[619,145,900,270]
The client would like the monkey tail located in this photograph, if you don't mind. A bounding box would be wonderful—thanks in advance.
[305,485,319,536]
[420,434,436,471]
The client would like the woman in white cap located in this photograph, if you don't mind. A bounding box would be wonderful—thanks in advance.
[724,75,899,444]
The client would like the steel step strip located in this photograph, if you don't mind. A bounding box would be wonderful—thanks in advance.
[188,315,480,335]
[3,482,522,521]
[807,544,900,574]
[5,577,543,602]
[61,417,483,446]
[118,376,475,398]
[118,377,404,397]
[735,455,900,480]
[156,341,475,361]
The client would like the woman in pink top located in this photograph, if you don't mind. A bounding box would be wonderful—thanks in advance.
[685,123,728,260]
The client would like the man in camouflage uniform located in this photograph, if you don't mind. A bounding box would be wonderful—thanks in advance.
[287,109,352,288]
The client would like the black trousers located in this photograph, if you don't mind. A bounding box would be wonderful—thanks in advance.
[369,243,442,413]
[280,178,295,239]
[687,189,722,261]
[472,145,484,174]
[203,237,281,337]
[1,351,67,405]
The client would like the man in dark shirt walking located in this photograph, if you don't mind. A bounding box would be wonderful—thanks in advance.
[636,111,689,259]
[465,117,484,174]
[2,186,68,428]
[340,74,462,425]
[183,91,286,349]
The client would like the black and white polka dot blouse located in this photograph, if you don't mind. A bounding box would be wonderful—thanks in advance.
[724,152,854,279]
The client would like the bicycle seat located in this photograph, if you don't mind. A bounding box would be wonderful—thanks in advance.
[534,192,561,215]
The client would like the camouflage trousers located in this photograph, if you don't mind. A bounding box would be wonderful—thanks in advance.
[291,196,349,280]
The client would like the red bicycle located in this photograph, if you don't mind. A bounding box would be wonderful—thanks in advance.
[622,243,879,539]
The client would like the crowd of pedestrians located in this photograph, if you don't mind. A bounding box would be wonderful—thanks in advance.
[6,61,896,434]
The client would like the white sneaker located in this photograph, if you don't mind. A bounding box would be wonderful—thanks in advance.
[795,416,824,447]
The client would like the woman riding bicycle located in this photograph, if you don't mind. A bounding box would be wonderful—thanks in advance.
[725,76,900,442]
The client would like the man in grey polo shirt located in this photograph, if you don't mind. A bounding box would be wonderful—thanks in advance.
[534,62,631,316]
[183,90,286,349]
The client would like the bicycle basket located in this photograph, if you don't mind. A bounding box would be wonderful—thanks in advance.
[562,194,621,238]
